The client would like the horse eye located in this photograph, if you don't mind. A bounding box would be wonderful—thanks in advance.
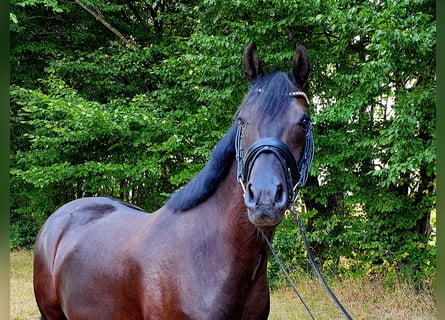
[298,117,311,130]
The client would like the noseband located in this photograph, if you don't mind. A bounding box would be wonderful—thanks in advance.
[235,91,315,207]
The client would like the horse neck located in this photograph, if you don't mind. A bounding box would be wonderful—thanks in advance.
[209,163,274,268]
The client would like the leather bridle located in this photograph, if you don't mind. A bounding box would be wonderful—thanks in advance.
[235,91,314,207]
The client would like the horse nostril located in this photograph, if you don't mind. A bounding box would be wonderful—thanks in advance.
[275,184,283,203]
[275,184,287,209]
[245,183,256,208]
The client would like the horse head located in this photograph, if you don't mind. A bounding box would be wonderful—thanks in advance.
[236,42,313,227]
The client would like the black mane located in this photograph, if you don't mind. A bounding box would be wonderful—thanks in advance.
[165,122,238,212]
[166,72,293,212]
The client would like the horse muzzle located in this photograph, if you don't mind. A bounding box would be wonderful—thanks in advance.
[243,153,289,227]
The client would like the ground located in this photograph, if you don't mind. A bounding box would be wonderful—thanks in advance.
[10,250,435,320]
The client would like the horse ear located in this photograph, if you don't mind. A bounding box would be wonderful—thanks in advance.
[292,44,310,90]
[243,42,263,83]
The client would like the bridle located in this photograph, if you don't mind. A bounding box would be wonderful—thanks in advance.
[235,91,315,207]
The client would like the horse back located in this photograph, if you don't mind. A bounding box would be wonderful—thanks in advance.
[33,197,153,319]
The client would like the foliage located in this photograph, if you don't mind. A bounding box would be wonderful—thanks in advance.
[10,0,435,287]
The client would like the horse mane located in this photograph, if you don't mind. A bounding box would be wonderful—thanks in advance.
[241,72,294,122]
[165,122,238,212]
[166,72,293,212]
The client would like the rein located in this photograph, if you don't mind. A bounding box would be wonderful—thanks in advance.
[289,205,353,319]
[264,205,353,320]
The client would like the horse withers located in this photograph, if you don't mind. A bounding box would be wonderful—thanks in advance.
[33,42,313,320]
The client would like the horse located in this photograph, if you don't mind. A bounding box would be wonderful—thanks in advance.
[33,42,314,320]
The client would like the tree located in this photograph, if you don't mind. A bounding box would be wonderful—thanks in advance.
[10,0,435,287]
[304,0,435,284]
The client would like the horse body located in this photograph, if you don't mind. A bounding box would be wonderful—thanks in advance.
[34,167,271,319]
[34,42,312,319]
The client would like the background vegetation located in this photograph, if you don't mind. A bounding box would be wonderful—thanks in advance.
[10,0,436,289]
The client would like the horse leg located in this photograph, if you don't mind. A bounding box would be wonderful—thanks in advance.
[35,283,67,320]
[34,277,67,320]
[34,248,67,320]
[39,313,67,320]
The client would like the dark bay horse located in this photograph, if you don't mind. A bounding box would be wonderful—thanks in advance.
[33,42,313,320]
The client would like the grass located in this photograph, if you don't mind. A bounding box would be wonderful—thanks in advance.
[10,250,40,320]
[11,249,435,319]
[269,277,435,319]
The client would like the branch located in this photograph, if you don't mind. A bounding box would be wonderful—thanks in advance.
[74,0,139,51]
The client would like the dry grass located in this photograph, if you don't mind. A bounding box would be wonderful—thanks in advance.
[10,250,40,320]
[11,249,435,319]
[269,277,435,319]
